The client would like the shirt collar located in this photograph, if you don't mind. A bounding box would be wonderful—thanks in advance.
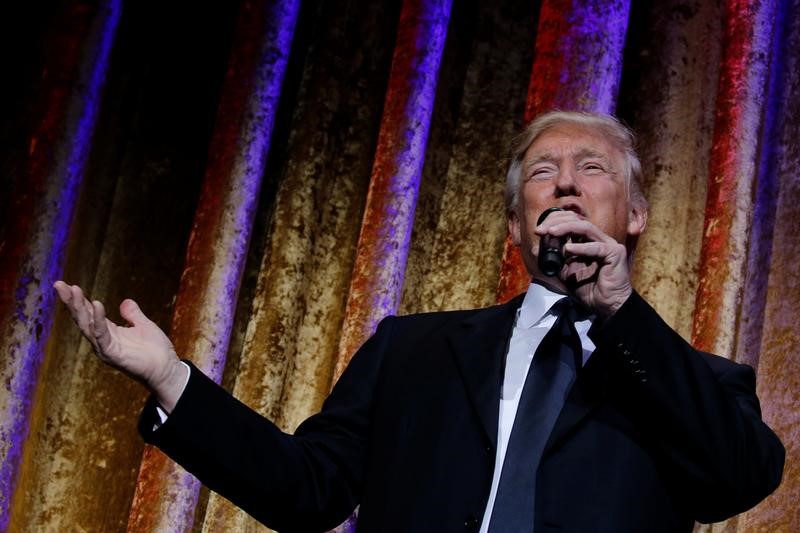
[517,281,569,329]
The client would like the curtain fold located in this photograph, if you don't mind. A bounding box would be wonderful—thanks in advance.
[333,0,453,380]
[622,0,722,340]
[1,0,797,531]
[400,0,535,314]
[739,2,800,530]
[0,1,121,528]
[691,0,778,358]
[126,1,300,531]
[201,1,401,530]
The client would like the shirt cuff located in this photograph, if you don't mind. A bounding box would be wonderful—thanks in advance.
[153,361,192,429]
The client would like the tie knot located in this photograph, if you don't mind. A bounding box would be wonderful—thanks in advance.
[552,297,575,322]
[554,296,591,323]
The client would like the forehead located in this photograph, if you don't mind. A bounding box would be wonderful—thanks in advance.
[523,122,623,163]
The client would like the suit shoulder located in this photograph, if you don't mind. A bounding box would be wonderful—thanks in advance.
[382,299,518,337]
[699,351,756,385]
[390,300,516,324]
[699,351,738,370]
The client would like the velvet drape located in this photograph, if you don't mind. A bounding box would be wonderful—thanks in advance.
[1,0,797,531]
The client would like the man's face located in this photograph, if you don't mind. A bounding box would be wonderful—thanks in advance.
[508,122,646,280]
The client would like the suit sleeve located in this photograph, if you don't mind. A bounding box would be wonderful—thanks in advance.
[589,291,785,523]
[138,316,396,532]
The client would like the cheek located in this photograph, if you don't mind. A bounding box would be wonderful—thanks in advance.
[520,186,550,218]
[603,187,630,237]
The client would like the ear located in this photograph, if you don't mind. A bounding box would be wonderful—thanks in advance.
[627,202,647,237]
[508,210,522,246]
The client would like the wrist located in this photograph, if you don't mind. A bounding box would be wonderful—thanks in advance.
[152,358,189,414]
[599,285,632,319]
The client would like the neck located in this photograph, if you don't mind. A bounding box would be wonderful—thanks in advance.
[530,276,568,296]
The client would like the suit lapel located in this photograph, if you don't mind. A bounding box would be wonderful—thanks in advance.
[447,294,523,449]
[544,346,610,455]
[446,293,611,453]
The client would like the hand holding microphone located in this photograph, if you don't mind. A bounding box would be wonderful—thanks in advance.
[534,206,635,317]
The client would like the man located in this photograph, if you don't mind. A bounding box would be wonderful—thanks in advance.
[54,111,784,532]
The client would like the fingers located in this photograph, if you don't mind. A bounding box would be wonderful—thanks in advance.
[83,296,95,327]
[68,285,92,330]
[53,281,104,351]
[564,240,626,262]
[53,280,72,303]
[91,300,113,353]
[565,267,600,289]
[536,216,615,244]
[534,209,580,233]
[119,298,150,327]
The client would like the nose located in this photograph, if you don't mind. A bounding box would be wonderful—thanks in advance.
[553,166,581,197]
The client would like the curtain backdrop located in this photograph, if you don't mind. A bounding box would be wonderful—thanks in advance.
[1,0,797,531]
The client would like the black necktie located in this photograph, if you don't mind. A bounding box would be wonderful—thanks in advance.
[488,298,583,533]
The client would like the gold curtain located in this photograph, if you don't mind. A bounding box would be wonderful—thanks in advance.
[1,0,797,531]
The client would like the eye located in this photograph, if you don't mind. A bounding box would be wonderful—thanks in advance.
[526,165,556,181]
[578,161,607,175]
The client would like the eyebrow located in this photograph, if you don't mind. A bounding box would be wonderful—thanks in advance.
[573,148,613,166]
[524,147,614,170]
[524,152,559,168]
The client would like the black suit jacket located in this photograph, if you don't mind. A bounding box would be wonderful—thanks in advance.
[140,291,784,532]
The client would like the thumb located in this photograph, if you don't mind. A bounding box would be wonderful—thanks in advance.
[119,299,151,327]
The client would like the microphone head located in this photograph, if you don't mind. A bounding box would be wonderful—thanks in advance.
[537,207,565,277]
[537,206,564,225]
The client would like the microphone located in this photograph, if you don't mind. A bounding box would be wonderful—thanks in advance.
[537,207,565,277]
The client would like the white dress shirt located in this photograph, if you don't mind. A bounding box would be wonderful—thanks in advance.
[479,282,595,532]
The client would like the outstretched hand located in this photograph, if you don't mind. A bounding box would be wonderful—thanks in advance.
[53,281,187,412]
